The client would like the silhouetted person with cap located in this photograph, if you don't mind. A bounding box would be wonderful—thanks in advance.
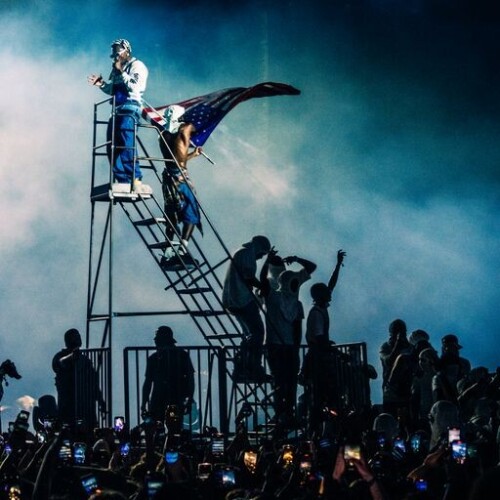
[141,326,195,423]
[433,334,471,404]
[52,328,106,432]
[222,235,272,382]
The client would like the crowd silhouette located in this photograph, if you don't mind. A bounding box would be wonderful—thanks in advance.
[1,257,499,498]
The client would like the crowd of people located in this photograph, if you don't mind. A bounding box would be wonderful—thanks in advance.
[1,314,499,499]
[3,183,498,499]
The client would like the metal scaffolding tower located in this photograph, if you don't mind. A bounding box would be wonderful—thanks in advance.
[86,98,371,434]
[86,98,275,431]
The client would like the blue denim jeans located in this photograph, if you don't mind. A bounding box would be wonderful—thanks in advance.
[107,102,142,183]
[177,182,200,225]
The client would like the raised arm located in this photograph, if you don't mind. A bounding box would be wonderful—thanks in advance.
[258,247,280,297]
[327,249,346,293]
[283,255,317,275]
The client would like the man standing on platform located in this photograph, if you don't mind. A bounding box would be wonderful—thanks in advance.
[222,235,272,383]
[87,38,150,193]
[52,328,106,433]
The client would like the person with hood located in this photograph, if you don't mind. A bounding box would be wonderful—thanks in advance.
[222,235,272,382]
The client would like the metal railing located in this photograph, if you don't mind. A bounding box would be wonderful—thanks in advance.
[123,342,371,437]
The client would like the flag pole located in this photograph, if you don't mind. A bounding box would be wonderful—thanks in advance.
[189,141,216,166]
[142,98,216,166]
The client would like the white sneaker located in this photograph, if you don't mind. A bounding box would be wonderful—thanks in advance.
[163,247,175,260]
[111,182,133,193]
[133,180,153,195]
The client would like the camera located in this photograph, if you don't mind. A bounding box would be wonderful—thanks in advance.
[299,457,313,474]
[5,483,22,500]
[73,442,87,465]
[415,478,428,491]
[211,433,225,460]
[451,440,467,465]
[120,442,130,458]
[146,477,165,500]
[113,416,125,433]
[393,436,406,453]
[58,439,72,464]
[214,466,237,488]
[165,450,179,464]
[222,468,236,486]
[344,443,361,461]
[243,450,258,473]
[410,433,421,453]
[81,473,99,495]
[376,432,386,449]
[197,462,212,481]
[281,444,295,468]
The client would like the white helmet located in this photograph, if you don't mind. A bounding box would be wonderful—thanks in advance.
[110,38,132,54]
[164,105,186,133]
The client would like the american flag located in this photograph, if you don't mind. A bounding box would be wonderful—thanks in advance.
[142,82,300,146]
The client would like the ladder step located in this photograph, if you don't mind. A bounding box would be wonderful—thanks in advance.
[137,155,176,163]
[91,183,153,202]
[149,241,169,250]
[190,310,227,317]
[256,423,276,430]
[134,217,166,226]
[178,287,211,295]
[205,334,242,340]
